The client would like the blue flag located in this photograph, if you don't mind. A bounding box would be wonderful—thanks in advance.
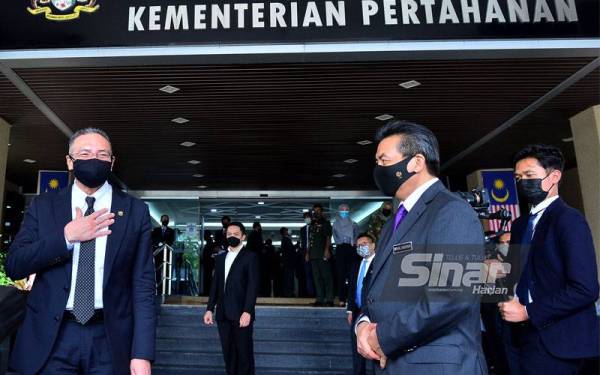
[481,170,518,205]
[37,170,69,194]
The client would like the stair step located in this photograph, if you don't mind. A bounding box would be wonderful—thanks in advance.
[153,365,351,375]
[156,338,351,355]
[160,305,347,319]
[158,314,349,330]
[157,326,349,342]
[155,351,353,370]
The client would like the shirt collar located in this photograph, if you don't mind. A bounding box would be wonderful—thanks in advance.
[401,177,439,212]
[530,195,559,215]
[72,180,112,203]
[365,253,376,262]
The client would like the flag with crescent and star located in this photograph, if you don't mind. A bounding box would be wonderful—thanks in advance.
[37,170,69,195]
[481,170,520,231]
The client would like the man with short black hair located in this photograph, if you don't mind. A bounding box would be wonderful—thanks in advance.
[347,233,377,375]
[214,215,231,250]
[355,120,486,374]
[204,222,260,375]
[6,127,155,375]
[499,144,599,375]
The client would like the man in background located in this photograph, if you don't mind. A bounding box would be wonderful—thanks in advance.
[333,203,359,307]
[308,204,334,307]
[204,222,260,375]
[347,233,377,375]
[152,214,176,290]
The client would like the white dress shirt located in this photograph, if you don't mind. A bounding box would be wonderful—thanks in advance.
[355,177,439,331]
[66,181,112,310]
[224,247,241,288]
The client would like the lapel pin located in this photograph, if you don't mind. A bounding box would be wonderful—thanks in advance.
[118,210,124,217]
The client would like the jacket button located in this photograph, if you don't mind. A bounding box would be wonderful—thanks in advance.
[367,298,373,304]
[63,286,69,292]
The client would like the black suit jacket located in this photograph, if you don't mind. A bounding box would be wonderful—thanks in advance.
[5,184,156,375]
[207,247,260,322]
[506,198,599,359]
[151,226,175,247]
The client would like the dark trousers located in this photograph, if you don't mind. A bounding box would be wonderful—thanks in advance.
[513,324,583,375]
[283,266,295,297]
[335,244,357,303]
[350,311,367,375]
[311,259,334,304]
[217,320,255,375]
[38,319,115,375]
[294,255,308,297]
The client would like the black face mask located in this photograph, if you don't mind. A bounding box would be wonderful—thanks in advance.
[227,236,241,248]
[517,175,553,206]
[72,159,112,189]
[373,156,416,197]
[161,220,169,226]
[381,208,392,217]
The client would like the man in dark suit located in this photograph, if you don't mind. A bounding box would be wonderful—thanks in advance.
[347,233,377,375]
[499,144,599,375]
[355,120,487,374]
[5,128,155,375]
[152,214,176,290]
[214,215,232,250]
[204,222,260,375]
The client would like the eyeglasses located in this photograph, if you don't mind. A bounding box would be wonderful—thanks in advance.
[69,150,114,162]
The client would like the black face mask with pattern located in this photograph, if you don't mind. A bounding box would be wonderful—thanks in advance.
[373,156,415,197]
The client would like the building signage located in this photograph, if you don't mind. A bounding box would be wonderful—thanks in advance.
[1,0,598,50]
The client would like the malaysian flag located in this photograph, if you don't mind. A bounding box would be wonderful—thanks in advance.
[481,170,521,232]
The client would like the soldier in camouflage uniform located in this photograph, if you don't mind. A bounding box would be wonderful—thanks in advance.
[307,203,334,306]
[367,201,393,242]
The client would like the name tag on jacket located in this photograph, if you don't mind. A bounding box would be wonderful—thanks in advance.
[393,241,413,255]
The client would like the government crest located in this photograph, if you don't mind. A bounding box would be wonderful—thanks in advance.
[28,0,99,21]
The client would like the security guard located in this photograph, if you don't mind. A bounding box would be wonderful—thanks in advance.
[307,203,334,307]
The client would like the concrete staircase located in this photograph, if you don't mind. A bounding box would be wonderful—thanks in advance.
[153,305,356,375]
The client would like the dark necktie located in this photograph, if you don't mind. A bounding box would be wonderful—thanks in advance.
[73,196,96,324]
[394,204,408,230]
[516,212,539,303]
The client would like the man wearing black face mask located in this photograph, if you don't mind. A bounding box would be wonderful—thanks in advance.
[204,222,260,375]
[498,144,599,375]
[152,214,176,293]
[355,120,486,375]
[6,128,155,375]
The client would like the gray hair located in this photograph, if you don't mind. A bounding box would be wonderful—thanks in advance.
[68,127,112,154]
[375,120,440,176]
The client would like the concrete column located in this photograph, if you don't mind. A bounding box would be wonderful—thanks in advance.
[570,105,600,274]
[0,118,10,233]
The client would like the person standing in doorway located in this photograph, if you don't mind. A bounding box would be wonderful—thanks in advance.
[333,203,359,306]
[214,215,231,250]
[204,222,260,375]
[308,204,334,307]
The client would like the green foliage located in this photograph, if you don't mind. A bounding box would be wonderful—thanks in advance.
[0,251,14,286]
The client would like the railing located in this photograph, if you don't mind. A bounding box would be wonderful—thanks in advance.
[183,259,199,296]
[153,244,173,296]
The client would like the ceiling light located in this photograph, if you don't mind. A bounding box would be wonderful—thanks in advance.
[399,80,421,89]
[197,185,208,189]
[561,137,574,142]
[333,173,346,178]
[375,114,394,121]
[357,140,372,146]
[324,185,335,189]
[159,85,180,94]
[23,159,36,164]
[187,160,201,165]
[192,174,204,178]
[255,215,261,219]
[172,117,189,124]
[302,209,309,213]
[344,159,358,164]
[210,209,218,213]
[258,201,265,205]
[180,141,196,147]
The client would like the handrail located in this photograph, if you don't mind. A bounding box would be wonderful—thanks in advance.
[154,244,173,296]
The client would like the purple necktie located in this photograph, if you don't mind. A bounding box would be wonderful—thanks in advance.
[394,204,408,230]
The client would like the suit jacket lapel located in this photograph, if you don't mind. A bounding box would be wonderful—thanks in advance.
[370,181,444,286]
[103,187,132,288]
[55,185,74,283]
